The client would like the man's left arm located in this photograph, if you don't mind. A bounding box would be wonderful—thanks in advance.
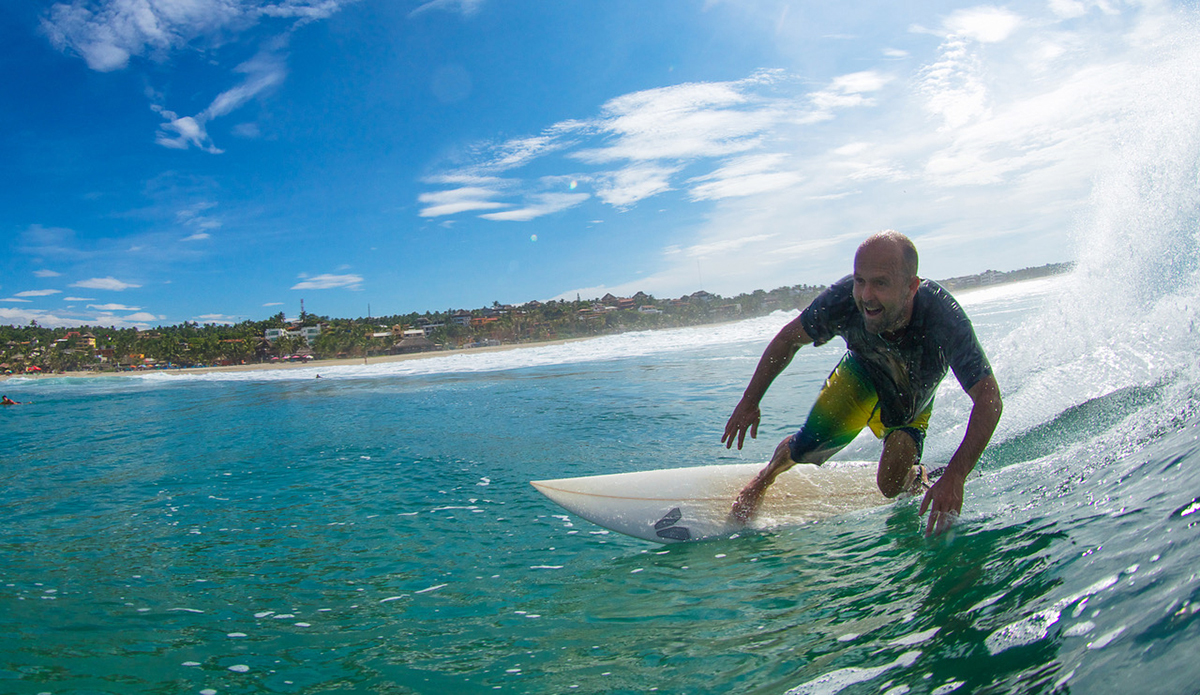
[919,374,1002,536]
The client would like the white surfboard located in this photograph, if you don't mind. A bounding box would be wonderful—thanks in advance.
[531,461,890,543]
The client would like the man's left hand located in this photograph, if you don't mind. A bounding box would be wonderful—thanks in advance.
[919,471,964,537]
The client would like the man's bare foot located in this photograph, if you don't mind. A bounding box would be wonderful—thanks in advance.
[902,464,930,497]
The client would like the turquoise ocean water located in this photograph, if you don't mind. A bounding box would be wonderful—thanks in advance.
[5,91,1200,694]
[4,261,1200,694]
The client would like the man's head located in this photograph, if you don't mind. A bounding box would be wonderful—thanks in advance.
[853,231,920,336]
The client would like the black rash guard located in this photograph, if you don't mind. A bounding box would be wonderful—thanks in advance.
[800,276,993,428]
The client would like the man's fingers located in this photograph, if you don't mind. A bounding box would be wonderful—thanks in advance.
[918,489,933,516]
[924,508,960,537]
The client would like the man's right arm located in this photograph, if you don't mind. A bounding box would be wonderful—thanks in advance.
[722,314,813,450]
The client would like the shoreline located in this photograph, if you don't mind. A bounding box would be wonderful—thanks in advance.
[1,274,1063,384]
[0,335,597,382]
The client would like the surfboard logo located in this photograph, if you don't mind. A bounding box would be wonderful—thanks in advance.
[654,507,691,541]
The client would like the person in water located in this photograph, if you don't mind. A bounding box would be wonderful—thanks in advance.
[722,231,1003,536]
[1,396,19,405]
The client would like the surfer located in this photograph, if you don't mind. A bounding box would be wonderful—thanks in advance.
[1,396,20,405]
[723,231,1003,536]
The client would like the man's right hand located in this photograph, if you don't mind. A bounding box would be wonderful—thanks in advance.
[722,398,761,450]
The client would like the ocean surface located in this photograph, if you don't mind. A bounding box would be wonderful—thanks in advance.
[3,254,1200,694]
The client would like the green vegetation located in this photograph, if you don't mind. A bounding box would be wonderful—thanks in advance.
[0,286,824,374]
[0,262,1071,375]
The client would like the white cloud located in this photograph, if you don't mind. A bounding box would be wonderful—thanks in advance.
[0,298,33,303]
[33,269,61,278]
[571,76,781,164]
[291,273,363,290]
[418,185,511,217]
[594,165,679,207]
[410,0,485,17]
[687,154,803,201]
[14,289,62,297]
[919,36,990,130]
[195,313,238,324]
[263,301,284,306]
[183,233,211,241]
[63,296,94,301]
[808,71,891,113]
[675,233,778,259]
[42,1,350,153]
[17,225,88,260]
[942,6,1022,43]
[42,0,353,71]
[42,0,239,72]
[480,193,590,221]
[153,44,288,153]
[87,303,142,311]
[0,305,155,329]
[71,276,141,291]
[420,68,892,219]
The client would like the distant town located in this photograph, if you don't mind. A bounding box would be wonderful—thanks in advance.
[0,263,1071,375]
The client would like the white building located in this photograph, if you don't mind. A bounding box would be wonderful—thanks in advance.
[265,326,322,344]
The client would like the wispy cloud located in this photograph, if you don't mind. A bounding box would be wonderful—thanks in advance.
[418,183,511,217]
[410,0,486,18]
[419,67,891,218]
[194,313,238,324]
[43,0,355,152]
[72,277,142,291]
[686,154,803,201]
[153,44,289,153]
[87,303,142,311]
[479,193,591,222]
[42,0,353,71]
[291,273,364,290]
[0,306,157,329]
[33,269,61,278]
[17,225,89,260]
[14,289,62,298]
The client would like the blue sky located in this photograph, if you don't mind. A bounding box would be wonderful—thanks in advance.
[2,0,1195,328]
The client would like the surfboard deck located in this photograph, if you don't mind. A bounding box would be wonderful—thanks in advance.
[531,461,891,543]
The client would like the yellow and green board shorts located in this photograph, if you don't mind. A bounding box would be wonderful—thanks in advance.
[788,353,932,464]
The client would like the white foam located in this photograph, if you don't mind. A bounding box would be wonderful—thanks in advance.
[784,651,921,695]
[1087,626,1126,650]
[109,312,798,385]
[985,608,1060,656]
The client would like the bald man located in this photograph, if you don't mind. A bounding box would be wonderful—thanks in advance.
[722,231,1003,536]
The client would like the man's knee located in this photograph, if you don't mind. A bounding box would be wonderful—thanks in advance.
[877,429,921,498]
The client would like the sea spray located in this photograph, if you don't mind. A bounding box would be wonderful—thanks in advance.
[990,13,1200,445]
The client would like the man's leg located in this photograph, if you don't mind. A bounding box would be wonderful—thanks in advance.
[733,354,874,522]
[877,429,923,498]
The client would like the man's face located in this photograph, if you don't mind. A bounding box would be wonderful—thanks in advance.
[852,243,918,335]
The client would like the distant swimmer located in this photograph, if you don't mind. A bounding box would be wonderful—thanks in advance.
[1,395,20,405]
[722,231,1003,536]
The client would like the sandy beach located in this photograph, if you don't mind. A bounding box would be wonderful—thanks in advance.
[0,336,593,382]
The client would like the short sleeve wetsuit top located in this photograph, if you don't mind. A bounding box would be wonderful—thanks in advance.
[788,276,993,463]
